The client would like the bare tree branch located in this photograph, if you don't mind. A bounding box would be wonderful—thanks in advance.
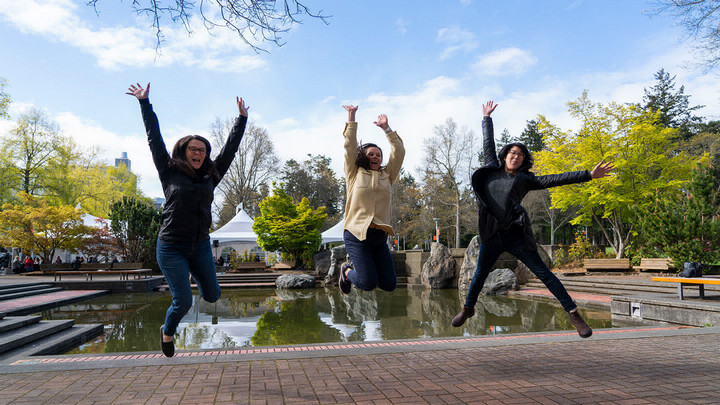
[88,0,330,52]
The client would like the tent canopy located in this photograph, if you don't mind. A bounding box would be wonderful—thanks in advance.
[321,218,344,244]
[210,206,258,243]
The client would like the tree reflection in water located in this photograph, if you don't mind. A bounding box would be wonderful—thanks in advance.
[47,288,612,354]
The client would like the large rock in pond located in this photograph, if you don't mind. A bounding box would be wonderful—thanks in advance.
[314,249,332,278]
[324,245,348,286]
[275,274,316,289]
[457,236,481,291]
[481,268,519,295]
[421,243,456,289]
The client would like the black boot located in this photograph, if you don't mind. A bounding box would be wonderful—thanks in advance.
[160,325,175,357]
[569,309,592,338]
[451,306,475,327]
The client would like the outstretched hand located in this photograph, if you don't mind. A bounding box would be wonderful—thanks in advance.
[482,100,498,117]
[237,97,249,117]
[126,83,149,100]
[343,105,358,122]
[590,160,615,179]
[374,114,389,131]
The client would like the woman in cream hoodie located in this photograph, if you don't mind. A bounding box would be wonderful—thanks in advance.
[338,105,405,294]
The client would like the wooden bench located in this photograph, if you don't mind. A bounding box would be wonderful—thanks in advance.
[54,269,152,281]
[583,258,631,272]
[634,258,674,272]
[652,276,720,300]
[111,262,144,270]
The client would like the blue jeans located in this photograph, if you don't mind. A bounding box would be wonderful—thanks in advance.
[343,229,396,291]
[157,239,220,336]
[464,228,577,312]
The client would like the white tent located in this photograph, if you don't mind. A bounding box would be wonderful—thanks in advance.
[76,203,104,228]
[209,206,258,243]
[321,218,345,244]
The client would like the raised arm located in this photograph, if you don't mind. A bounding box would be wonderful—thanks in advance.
[343,105,359,178]
[126,82,170,172]
[481,100,500,167]
[374,114,405,183]
[214,96,249,181]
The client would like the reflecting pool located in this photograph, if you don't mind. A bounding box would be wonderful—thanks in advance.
[40,288,612,354]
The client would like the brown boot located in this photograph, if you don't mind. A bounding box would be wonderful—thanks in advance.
[451,306,475,327]
[569,309,592,338]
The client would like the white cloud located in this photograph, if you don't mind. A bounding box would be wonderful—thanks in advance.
[472,47,538,76]
[436,26,478,60]
[396,18,407,35]
[0,0,265,72]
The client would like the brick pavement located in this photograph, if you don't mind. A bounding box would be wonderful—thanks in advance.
[0,327,719,404]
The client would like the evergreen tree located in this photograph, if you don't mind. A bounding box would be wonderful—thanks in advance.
[641,68,704,140]
[518,119,545,152]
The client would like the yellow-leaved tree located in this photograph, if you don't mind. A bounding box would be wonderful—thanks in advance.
[0,193,93,263]
[534,91,699,258]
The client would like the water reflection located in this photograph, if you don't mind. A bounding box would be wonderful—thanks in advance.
[42,287,612,354]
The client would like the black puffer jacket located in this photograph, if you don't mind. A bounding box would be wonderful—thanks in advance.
[140,98,247,243]
[471,116,591,251]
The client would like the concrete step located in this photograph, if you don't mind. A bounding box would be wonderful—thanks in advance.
[526,277,720,296]
[526,280,673,295]
[0,323,104,361]
[0,287,65,301]
[0,315,42,333]
[0,282,47,291]
[0,284,56,295]
[0,290,110,316]
[0,319,75,354]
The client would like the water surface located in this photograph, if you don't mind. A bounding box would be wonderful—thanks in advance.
[41,288,612,354]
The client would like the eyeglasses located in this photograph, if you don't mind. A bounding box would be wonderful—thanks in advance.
[507,150,525,157]
[187,146,207,155]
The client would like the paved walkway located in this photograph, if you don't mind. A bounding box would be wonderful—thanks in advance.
[0,325,719,404]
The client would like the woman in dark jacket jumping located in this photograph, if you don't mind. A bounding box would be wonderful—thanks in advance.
[127,83,248,356]
[452,101,613,338]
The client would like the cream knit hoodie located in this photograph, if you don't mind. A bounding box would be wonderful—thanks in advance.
[343,121,405,241]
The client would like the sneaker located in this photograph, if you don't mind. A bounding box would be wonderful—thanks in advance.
[339,263,352,294]
[160,325,175,357]
[569,310,592,338]
[451,306,475,327]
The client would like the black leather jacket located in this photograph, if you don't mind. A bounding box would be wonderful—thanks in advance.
[471,116,591,251]
[140,98,247,243]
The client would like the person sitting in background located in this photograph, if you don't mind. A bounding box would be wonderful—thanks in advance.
[23,256,34,273]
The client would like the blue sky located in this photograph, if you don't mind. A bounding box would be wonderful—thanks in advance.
[1,0,719,200]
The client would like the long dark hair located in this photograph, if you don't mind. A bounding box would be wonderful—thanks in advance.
[355,142,384,170]
[170,135,219,180]
[498,142,533,172]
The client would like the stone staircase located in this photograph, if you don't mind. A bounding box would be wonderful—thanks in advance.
[0,282,64,301]
[0,283,104,362]
[524,275,720,297]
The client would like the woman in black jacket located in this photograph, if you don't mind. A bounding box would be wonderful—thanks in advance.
[127,83,248,356]
[452,101,613,338]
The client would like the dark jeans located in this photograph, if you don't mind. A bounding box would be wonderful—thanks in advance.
[464,228,577,312]
[343,229,397,291]
[157,239,220,336]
